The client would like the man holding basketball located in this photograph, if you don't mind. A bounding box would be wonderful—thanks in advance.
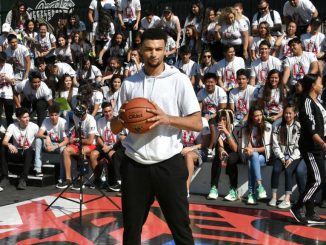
[112,28,202,245]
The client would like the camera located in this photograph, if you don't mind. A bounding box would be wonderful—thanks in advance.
[74,104,86,118]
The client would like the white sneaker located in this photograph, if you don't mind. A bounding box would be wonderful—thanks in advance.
[247,193,256,205]
[269,198,277,207]
[257,185,267,199]
[224,189,238,201]
[277,200,291,209]
[0,186,3,192]
[207,186,218,200]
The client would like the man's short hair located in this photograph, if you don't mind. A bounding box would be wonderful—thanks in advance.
[179,45,191,55]
[35,57,46,67]
[102,101,112,109]
[236,69,250,79]
[288,37,302,46]
[141,28,167,44]
[48,103,61,114]
[29,71,42,81]
[259,40,271,49]
[7,34,17,42]
[16,107,29,118]
[203,72,217,81]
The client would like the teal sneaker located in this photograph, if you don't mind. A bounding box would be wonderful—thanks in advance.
[257,185,267,199]
[224,188,238,201]
[207,186,218,200]
[247,192,256,205]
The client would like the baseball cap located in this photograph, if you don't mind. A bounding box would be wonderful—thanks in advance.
[163,6,172,13]
[2,23,10,33]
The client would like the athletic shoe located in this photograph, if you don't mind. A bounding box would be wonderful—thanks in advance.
[33,170,43,177]
[247,193,256,205]
[71,179,84,190]
[109,183,121,192]
[0,177,10,188]
[0,186,3,192]
[269,198,277,207]
[257,185,267,199]
[278,200,291,209]
[224,189,238,201]
[207,149,213,158]
[17,179,27,190]
[207,186,218,200]
[56,179,72,189]
[290,206,307,224]
[306,213,326,225]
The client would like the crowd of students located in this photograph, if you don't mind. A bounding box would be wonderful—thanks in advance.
[0,0,324,215]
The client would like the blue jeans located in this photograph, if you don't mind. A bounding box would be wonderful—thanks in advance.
[248,152,266,193]
[34,138,65,179]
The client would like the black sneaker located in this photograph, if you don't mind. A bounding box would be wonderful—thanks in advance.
[307,213,326,225]
[56,179,72,189]
[0,177,10,188]
[290,207,307,224]
[108,183,121,192]
[71,179,84,191]
[33,170,43,177]
[17,179,27,190]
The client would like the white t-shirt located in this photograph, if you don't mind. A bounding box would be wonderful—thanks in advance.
[0,34,8,50]
[6,122,39,148]
[301,32,326,55]
[105,89,120,108]
[5,44,29,71]
[165,36,176,56]
[118,0,141,22]
[72,114,97,144]
[54,45,73,64]
[252,10,282,36]
[125,62,143,77]
[251,36,276,57]
[56,62,76,79]
[283,51,318,85]
[202,21,218,44]
[41,117,68,142]
[278,35,295,59]
[181,117,210,147]
[175,59,200,79]
[140,15,161,30]
[15,79,52,101]
[59,87,78,100]
[197,85,228,116]
[229,85,256,119]
[220,19,248,45]
[35,32,56,53]
[250,56,282,85]
[96,117,118,146]
[216,57,245,89]
[77,65,102,83]
[258,87,283,114]
[91,90,104,113]
[283,0,316,26]
[89,0,116,22]
[0,63,14,99]
[114,64,201,164]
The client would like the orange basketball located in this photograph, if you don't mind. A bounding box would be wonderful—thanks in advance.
[120,97,156,134]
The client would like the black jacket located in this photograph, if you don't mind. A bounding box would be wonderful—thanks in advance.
[299,96,325,152]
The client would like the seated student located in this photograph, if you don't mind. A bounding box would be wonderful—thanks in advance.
[181,117,210,197]
[269,103,306,209]
[89,102,127,191]
[197,73,227,157]
[56,102,97,190]
[236,105,272,205]
[76,56,102,86]
[124,48,143,78]
[229,69,257,126]
[34,104,69,179]
[0,108,39,190]
[208,109,240,201]
[15,71,53,126]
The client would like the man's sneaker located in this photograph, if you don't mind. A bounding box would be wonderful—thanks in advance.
[257,185,267,199]
[56,179,72,189]
[306,213,326,225]
[33,170,43,177]
[207,186,218,200]
[290,206,307,224]
[17,179,27,190]
[247,193,257,205]
[109,183,121,192]
[0,177,10,188]
[278,200,291,209]
[224,188,238,201]
[269,198,277,207]
[71,179,84,191]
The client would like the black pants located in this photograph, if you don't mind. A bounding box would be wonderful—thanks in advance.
[211,152,240,189]
[0,98,14,126]
[22,98,48,126]
[294,152,325,215]
[1,146,34,179]
[121,153,194,245]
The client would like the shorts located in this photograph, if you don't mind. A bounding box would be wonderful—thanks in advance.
[69,144,96,154]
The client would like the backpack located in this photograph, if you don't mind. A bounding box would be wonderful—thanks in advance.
[256,10,275,23]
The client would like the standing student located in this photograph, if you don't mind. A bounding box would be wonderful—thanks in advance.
[111,28,202,245]
[290,74,326,225]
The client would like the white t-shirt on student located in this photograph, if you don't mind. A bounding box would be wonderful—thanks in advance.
[220,19,248,46]
[140,15,161,30]
[96,117,118,146]
[118,0,141,22]
[197,85,228,116]
[59,87,78,100]
[283,0,316,26]
[40,117,68,142]
[0,63,14,99]
[56,62,76,79]
[35,32,56,53]
[73,114,97,144]
[78,65,102,83]
[181,117,210,147]
[283,51,317,85]
[5,44,29,71]
[15,79,52,101]
[278,35,295,59]
[6,122,39,148]
[251,36,276,57]
[89,0,116,22]
[258,87,283,114]
[229,85,256,119]
[216,56,245,89]
[252,10,282,36]
[175,59,200,79]
[250,56,282,86]
[300,32,326,55]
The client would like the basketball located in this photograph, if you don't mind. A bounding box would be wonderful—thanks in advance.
[120,97,156,134]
